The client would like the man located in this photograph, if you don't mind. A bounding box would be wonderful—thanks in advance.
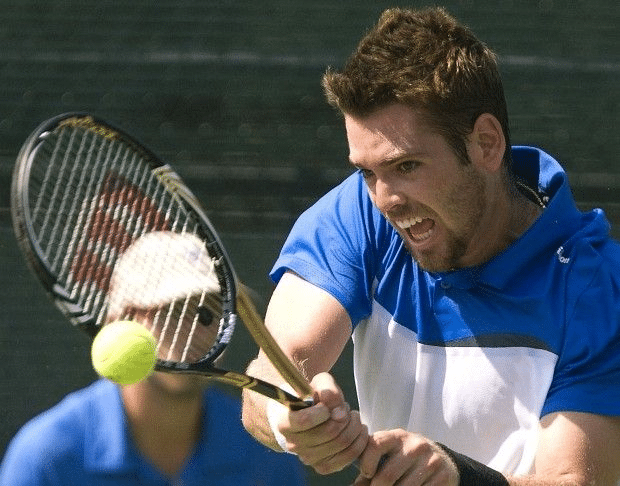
[241,7,620,486]
[1,231,307,486]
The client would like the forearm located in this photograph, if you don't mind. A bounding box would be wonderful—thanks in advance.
[241,356,288,451]
[438,444,587,486]
[508,476,585,486]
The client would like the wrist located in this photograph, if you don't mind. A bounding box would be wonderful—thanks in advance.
[266,396,297,455]
[437,443,509,486]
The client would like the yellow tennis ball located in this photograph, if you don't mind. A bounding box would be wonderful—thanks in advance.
[91,320,158,385]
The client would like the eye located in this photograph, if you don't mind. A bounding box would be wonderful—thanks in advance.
[398,160,419,174]
[197,306,214,326]
[357,168,374,180]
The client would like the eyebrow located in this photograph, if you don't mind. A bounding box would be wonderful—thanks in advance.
[348,151,427,169]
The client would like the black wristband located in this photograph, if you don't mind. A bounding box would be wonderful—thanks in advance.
[437,443,509,486]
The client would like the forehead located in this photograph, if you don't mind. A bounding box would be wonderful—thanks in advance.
[344,104,438,166]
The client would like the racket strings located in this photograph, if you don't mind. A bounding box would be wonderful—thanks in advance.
[33,126,80,244]
[73,144,136,318]
[59,133,179,325]
[87,148,155,316]
[146,293,222,363]
[25,119,231,354]
[55,129,110,276]
[63,135,118,281]
[70,147,144,321]
[45,129,90,269]
[31,127,118,319]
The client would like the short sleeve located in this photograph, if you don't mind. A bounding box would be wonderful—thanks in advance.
[542,244,620,417]
[270,173,384,325]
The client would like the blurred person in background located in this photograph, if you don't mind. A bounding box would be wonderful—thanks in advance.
[1,231,308,486]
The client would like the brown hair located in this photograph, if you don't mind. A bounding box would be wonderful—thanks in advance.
[322,7,512,167]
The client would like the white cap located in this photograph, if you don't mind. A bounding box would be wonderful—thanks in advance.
[107,231,219,319]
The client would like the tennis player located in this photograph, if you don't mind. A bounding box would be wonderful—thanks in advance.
[242,7,620,486]
[1,232,307,485]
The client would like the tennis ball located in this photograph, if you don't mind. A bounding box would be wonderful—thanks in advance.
[91,320,158,385]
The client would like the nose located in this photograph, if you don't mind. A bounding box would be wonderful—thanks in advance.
[373,177,406,213]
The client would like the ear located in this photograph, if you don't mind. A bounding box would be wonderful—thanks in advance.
[467,113,505,173]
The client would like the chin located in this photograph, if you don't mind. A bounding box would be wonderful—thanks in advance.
[406,233,469,273]
[407,245,450,272]
[414,258,452,273]
[148,372,207,396]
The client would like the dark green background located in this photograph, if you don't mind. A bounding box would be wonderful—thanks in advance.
[0,1,618,484]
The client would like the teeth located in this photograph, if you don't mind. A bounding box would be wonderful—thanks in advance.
[411,229,433,241]
[396,216,423,229]
[394,216,434,242]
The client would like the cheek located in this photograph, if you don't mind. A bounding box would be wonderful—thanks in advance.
[409,167,452,208]
[409,175,452,218]
[442,171,486,231]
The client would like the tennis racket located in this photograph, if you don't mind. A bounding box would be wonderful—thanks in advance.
[11,112,313,409]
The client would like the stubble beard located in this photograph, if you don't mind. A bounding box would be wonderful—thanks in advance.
[405,167,487,273]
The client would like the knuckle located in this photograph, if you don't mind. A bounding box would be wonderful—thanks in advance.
[428,446,449,468]
[321,418,348,440]
[295,449,324,468]
[321,460,347,474]
[314,428,368,475]
[320,451,354,474]
[333,423,363,450]
[339,440,366,467]
[404,434,433,458]
[378,466,401,484]
[292,406,329,429]
[431,467,458,486]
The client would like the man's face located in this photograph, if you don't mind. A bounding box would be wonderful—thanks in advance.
[134,296,220,363]
[345,104,488,272]
[130,296,220,395]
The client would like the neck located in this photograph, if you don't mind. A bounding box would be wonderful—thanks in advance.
[497,183,543,250]
[462,179,542,269]
[121,376,205,477]
[507,180,544,237]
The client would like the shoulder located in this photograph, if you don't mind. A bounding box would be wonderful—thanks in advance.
[276,171,395,274]
[296,172,378,227]
[0,381,113,483]
[563,209,620,297]
[543,220,620,416]
[271,172,406,324]
[5,380,110,452]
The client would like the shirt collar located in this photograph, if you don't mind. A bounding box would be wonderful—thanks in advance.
[435,146,585,290]
[82,380,218,480]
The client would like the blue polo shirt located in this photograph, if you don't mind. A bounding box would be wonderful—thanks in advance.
[0,380,307,485]
[271,146,620,475]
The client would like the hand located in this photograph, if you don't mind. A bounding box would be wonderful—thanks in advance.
[354,429,459,485]
[277,372,368,474]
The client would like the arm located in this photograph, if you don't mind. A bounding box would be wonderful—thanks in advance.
[353,412,620,485]
[512,411,620,486]
[241,271,368,472]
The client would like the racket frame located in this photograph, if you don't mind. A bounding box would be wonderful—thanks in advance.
[11,112,313,408]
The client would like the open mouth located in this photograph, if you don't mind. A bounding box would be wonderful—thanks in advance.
[395,216,435,242]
